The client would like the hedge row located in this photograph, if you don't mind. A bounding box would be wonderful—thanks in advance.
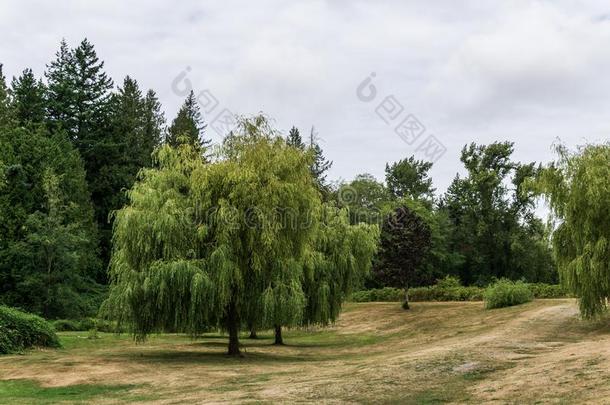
[350,278,570,303]
[0,306,60,354]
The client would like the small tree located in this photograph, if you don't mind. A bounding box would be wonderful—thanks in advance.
[373,205,432,309]
[531,143,610,318]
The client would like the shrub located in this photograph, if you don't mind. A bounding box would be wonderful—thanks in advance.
[0,306,60,354]
[350,279,566,303]
[409,276,482,302]
[527,283,570,298]
[350,287,404,302]
[409,285,484,302]
[484,279,533,309]
[52,319,81,331]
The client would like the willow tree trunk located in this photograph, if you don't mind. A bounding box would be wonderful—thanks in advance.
[402,286,410,310]
[274,325,284,345]
[227,301,241,356]
[248,323,258,339]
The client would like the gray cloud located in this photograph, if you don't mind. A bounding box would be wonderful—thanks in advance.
[2,0,609,194]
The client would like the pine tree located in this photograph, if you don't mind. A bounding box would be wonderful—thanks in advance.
[45,39,114,272]
[308,127,332,193]
[45,39,77,134]
[10,68,46,126]
[107,76,163,201]
[71,38,114,146]
[142,89,165,164]
[286,126,304,150]
[167,90,208,149]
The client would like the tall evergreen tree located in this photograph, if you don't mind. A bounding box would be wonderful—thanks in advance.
[142,89,165,162]
[308,127,332,191]
[45,39,77,134]
[167,90,208,149]
[71,39,114,146]
[107,76,164,198]
[0,125,100,318]
[45,39,116,272]
[10,69,46,126]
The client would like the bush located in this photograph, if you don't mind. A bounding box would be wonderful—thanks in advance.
[527,283,570,298]
[52,319,81,331]
[484,279,534,309]
[0,306,60,354]
[350,278,567,303]
[408,276,483,302]
[350,287,404,302]
[409,285,484,302]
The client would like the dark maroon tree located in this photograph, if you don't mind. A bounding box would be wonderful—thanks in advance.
[373,205,432,309]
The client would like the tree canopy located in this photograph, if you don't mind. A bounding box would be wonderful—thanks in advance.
[532,143,610,318]
[373,205,431,309]
[104,117,321,354]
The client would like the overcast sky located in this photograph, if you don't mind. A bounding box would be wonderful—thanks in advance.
[2,0,610,193]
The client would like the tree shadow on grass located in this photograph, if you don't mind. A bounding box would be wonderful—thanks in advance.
[113,349,316,365]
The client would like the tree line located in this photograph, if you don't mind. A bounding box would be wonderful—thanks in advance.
[1,38,608,331]
[0,39,214,318]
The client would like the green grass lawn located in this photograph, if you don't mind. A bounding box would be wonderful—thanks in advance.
[1,300,609,404]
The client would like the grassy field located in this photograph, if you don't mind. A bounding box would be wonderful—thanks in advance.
[1,299,610,404]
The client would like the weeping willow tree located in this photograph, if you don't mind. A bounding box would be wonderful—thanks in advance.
[532,143,609,318]
[102,116,321,355]
[302,204,379,325]
[266,199,379,345]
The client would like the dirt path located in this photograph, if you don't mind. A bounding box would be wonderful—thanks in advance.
[1,299,609,403]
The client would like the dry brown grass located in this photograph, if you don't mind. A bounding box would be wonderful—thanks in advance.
[1,299,609,403]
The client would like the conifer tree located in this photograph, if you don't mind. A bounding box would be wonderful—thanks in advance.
[0,126,100,318]
[10,68,46,126]
[308,127,332,191]
[45,39,115,271]
[167,90,208,149]
[286,126,305,150]
[142,89,165,162]
[45,39,77,134]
